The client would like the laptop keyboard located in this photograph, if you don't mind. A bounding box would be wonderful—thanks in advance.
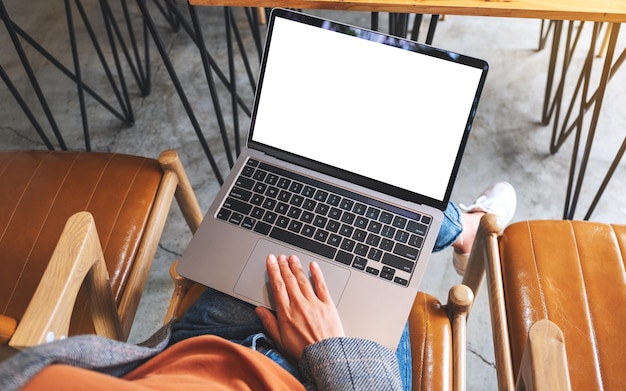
[217,159,433,287]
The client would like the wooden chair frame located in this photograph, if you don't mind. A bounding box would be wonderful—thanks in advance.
[461,214,571,391]
[6,150,203,351]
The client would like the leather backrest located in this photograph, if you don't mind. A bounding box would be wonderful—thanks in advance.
[0,150,163,337]
[500,220,626,390]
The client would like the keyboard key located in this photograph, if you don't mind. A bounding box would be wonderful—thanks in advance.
[313,215,328,228]
[340,238,356,252]
[328,207,342,220]
[301,211,314,223]
[228,212,244,225]
[270,227,336,259]
[326,220,340,233]
[253,170,267,181]
[265,173,279,185]
[353,203,367,215]
[366,207,380,220]
[355,216,369,229]
[407,220,428,236]
[287,206,302,219]
[262,211,277,224]
[229,187,252,202]
[261,198,277,210]
[327,234,341,247]
[379,211,393,224]
[314,190,328,202]
[217,208,231,221]
[327,194,341,206]
[250,194,264,206]
[265,186,279,198]
[254,221,271,235]
[341,212,356,224]
[288,220,303,233]
[409,234,423,248]
[251,207,264,219]
[276,202,289,215]
[315,203,330,216]
[392,216,407,229]
[289,181,303,193]
[368,248,383,262]
[393,243,419,261]
[366,266,379,276]
[352,229,367,242]
[302,224,316,237]
[355,243,369,256]
[223,197,252,215]
[253,182,267,194]
[339,224,354,237]
[366,233,381,247]
[335,250,353,265]
[276,216,290,228]
[381,225,395,238]
[380,238,394,252]
[303,198,317,211]
[236,176,254,189]
[382,253,415,273]
[352,257,367,270]
[394,277,409,286]
[278,190,291,202]
[367,220,382,234]
[277,177,291,189]
[242,217,255,230]
[290,195,304,207]
[241,165,255,177]
[395,230,409,243]
[302,186,316,197]
[421,215,432,224]
[339,198,354,211]
[314,229,329,242]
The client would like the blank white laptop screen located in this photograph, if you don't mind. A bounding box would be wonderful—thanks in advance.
[251,16,485,203]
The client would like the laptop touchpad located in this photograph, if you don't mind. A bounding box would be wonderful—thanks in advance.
[234,238,350,308]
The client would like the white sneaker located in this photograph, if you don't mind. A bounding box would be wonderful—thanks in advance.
[459,181,517,226]
[453,182,517,275]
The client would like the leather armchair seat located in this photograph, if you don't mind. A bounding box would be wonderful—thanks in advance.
[0,150,201,348]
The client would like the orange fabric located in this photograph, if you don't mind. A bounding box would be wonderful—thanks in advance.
[22,336,305,390]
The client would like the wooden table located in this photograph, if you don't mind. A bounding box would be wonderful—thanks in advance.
[190,0,626,23]
[189,0,625,220]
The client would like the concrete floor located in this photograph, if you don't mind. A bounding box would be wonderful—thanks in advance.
[2,2,625,389]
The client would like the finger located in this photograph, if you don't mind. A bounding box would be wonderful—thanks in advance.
[266,254,290,308]
[310,261,334,304]
[276,254,302,297]
[288,255,316,299]
[255,307,281,344]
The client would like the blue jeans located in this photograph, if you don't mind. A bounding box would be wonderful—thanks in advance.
[170,202,463,391]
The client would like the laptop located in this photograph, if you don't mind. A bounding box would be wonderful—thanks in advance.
[178,8,488,350]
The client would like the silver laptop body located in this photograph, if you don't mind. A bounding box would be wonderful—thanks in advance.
[178,8,488,350]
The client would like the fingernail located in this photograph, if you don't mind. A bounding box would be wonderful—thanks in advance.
[268,254,277,264]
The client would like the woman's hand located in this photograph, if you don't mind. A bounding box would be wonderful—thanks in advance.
[255,254,345,362]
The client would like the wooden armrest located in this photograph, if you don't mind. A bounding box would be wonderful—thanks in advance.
[447,284,474,391]
[516,319,571,391]
[9,212,123,350]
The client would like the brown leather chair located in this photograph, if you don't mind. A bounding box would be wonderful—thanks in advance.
[0,150,202,357]
[463,215,626,390]
[166,263,474,391]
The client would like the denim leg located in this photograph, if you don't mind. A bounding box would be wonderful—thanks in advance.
[396,323,412,391]
[169,288,264,346]
[433,202,463,253]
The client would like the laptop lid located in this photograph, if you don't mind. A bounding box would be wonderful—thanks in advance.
[247,9,488,211]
